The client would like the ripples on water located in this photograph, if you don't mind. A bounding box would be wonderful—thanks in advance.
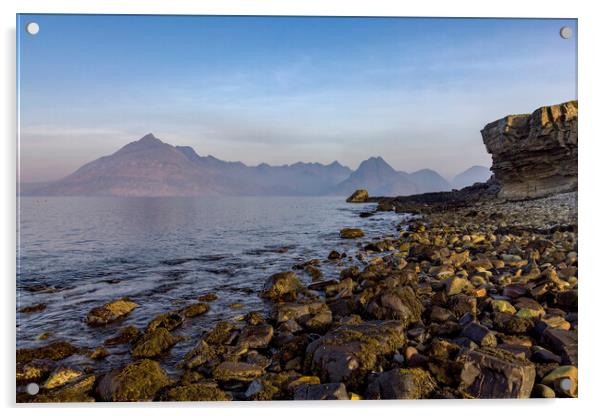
[17,196,405,373]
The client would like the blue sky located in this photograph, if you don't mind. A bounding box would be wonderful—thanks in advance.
[18,15,577,181]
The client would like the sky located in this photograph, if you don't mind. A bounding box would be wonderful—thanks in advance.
[18,15,577,182]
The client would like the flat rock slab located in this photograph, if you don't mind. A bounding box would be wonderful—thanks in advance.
[86,298,138,326]
[212,361,265,382]
[541,328,578,366]
[459,347,536,398]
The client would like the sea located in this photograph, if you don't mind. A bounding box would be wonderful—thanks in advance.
[17,196,404,373]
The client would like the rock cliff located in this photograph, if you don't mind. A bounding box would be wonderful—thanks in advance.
[481,100,577,200]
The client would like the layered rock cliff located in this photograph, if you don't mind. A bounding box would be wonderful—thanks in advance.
[481,100,577,200]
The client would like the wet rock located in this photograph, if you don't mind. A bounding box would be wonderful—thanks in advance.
[33,375,96,403]
[339,228,365,239]
[272,301,329,324]
[104,325,140,346]
[17,341,78,364]
[305,265,323,280]
[212,361,265,382]
[161,382,232,401]
[18,303,47,314]
[328,250,342,260]
[541,365,578,398]
[294,383,349,400]
[261,271,303,301]
[459,347,536,398]
[89,346,110,360]
[182,340,219,369]
[365,368,436,400]
[85,298,139,326]
[198,292,218,302]
[347,189,369,203]
[305,321,405,389]
[16,359,54,385]
[238,324,274,349]
[146,311,184,333]
[132,327,182,358]
[182,302,209,318]
[43,367,83,389]
[244,311,266,326]
[96,359,172,401]
[203,321,237,346]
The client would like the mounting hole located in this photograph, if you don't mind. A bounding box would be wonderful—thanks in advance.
[559,26,572,39]
[26,383,40,395]
[26,22,40,35]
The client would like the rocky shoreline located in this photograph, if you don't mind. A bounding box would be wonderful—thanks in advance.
[16,190,577,402]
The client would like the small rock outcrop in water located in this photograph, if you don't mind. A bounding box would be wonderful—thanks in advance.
[481,100,577,200]
[346,189,369,203]
[85,299,139,326]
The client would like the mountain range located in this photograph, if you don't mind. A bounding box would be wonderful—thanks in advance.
[20,134,492,197]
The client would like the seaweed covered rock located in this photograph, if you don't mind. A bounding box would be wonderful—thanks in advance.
[96,359,172,402]
[131,327,182,358]
[458,347,536,398]
[85,298,139,326]
[305,321,405,389]
[212,361,265,382]
[261,272,304,301]
[346,189,369,203]
[339,228,365,239]
[364,286,423,326]
[161,382,232,401]
[17,341,78,364]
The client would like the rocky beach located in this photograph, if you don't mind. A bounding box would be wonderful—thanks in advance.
[16,101,578,402]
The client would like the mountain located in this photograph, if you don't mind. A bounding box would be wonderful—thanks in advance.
[22,134,352,197]
[21,133,487,197]
[408,169,452,193]
[452,165,492,189]
[334,157,418,196]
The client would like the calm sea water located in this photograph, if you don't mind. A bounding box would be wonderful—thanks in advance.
[17,196,402,373]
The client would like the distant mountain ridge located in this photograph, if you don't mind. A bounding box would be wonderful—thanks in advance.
[21,134,490,197]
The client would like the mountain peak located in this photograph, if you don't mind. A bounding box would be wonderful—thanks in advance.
[138,133,162,144]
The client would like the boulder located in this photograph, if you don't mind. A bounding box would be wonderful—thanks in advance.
[481,100,578,200]
[85,298,138,326]
[366,368,436,400]
[305,321,405,389]
[131,327,182,358]
[238,324,274,349]
[33,375,96,403]
[293,383,349,400]
[459,347,536,398]
[339,228,365,239]
[364,286,423,326]
[96,359,172,401]
[42,367,83,389]
[261,272,303,301]
[540,328,578,366]
[161,382,232,401]
[346,189,369,203]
